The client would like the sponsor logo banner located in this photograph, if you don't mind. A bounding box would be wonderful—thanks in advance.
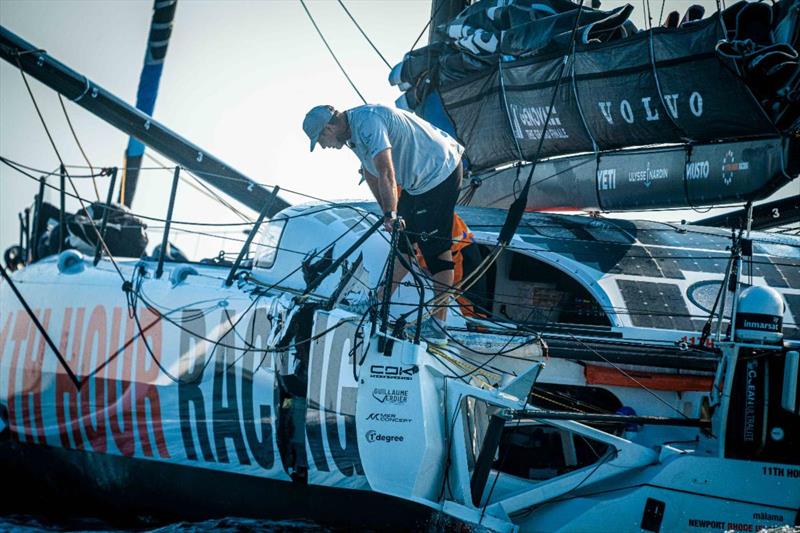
[365,430,404,443]
[371,388,408,405]
[369,364,419,381]
[365,412,412,423]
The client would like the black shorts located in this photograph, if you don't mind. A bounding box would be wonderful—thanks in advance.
[397,162,462,262]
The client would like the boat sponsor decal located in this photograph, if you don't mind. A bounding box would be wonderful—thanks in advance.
[305,312,365,485]
[627,162,669,188]
[364,412,412,423]
[509,103,569,141]
[176,307,277,469]
[676,335,715,350]
[735,313,782,332]
[364,430,404,443]
[596,168,616,191]
[687,519,726,530]
[1,305,170,458]
[762,465,800,478]
[686,518,785,532]
[371,387,408,405]
[685,160,710,180]
[743,359,759,443]
[0,300,386,487]
[752,512,785,522]
[722,150,749,186]
[597,92,703,125]
[369,364,419,380]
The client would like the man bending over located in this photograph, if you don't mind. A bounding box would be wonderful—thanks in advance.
[303,103,464,342]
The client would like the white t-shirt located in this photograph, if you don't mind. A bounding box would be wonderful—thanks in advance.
[346,105,463,195]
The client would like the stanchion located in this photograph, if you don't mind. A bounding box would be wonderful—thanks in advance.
[94,167,117,266]
[225,186,281,286]
[59,164,66,252]
[155,166,180,279]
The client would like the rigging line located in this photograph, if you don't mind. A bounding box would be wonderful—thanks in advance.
[144,151,252,223]
[657,0,667,27]
[480,378,541,523]
[509,0,585,216]
[14,59,126,282]
[6,159,381,244]
[145,152,252,218]
[159,163,356,207]
[337,0,391,69]
[0,266,81,389]
[642,0,651,31]
[186,173,251,222]
[165,226,343,258]
[410,0,447,51]
[508,449,616,519]
[0,156,105,179]
[138,287,357,358]
[14,56,66,171]
[84,296,190,382]
[393,246,542,354]
[566,332,693,420]
[299,0,368,105]
[2,162,260,227]
[57,94,100,201]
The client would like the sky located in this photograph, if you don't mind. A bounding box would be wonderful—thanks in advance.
[0,0,793,261]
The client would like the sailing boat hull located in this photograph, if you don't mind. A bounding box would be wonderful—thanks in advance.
[0,439,437,529]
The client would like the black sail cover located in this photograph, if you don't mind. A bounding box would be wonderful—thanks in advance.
[441,14,778,170]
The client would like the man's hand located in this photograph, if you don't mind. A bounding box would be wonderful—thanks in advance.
[383,214,406,233]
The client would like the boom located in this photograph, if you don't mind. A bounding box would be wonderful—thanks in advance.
[0,25,289,216]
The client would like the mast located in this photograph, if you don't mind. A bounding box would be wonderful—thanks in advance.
[0,25,290,217]
[120,0,178,208]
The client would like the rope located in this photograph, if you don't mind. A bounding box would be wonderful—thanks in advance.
[57,94,100,201]
[143,151,252,223]
[410,0,448,50]
[299,0,367,105]
[13,56,126,282]
[337,0,391,69]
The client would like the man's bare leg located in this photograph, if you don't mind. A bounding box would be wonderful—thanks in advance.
[431,249,454,323]
[377,250,453,324]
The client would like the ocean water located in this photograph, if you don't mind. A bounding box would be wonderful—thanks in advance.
[1,513,797,532]
[0,513,471,532]
[0,516,331,532]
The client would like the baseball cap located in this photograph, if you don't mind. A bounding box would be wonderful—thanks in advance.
[303,105,335,151]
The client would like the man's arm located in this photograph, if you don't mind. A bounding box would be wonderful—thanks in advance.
[367,150,409,299]
[361,168,382,207]
[364,148,397,215]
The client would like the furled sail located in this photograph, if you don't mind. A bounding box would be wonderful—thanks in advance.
[391,0,800,211]
[120,0,178,207]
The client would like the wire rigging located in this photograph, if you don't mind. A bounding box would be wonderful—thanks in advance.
[13,56,126,281]
[144,151,252,223]
[657,0,667,26]
[299,0,368,105]
[410,0,448,51]
[57,94,100,201]
[337,0,392,69]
